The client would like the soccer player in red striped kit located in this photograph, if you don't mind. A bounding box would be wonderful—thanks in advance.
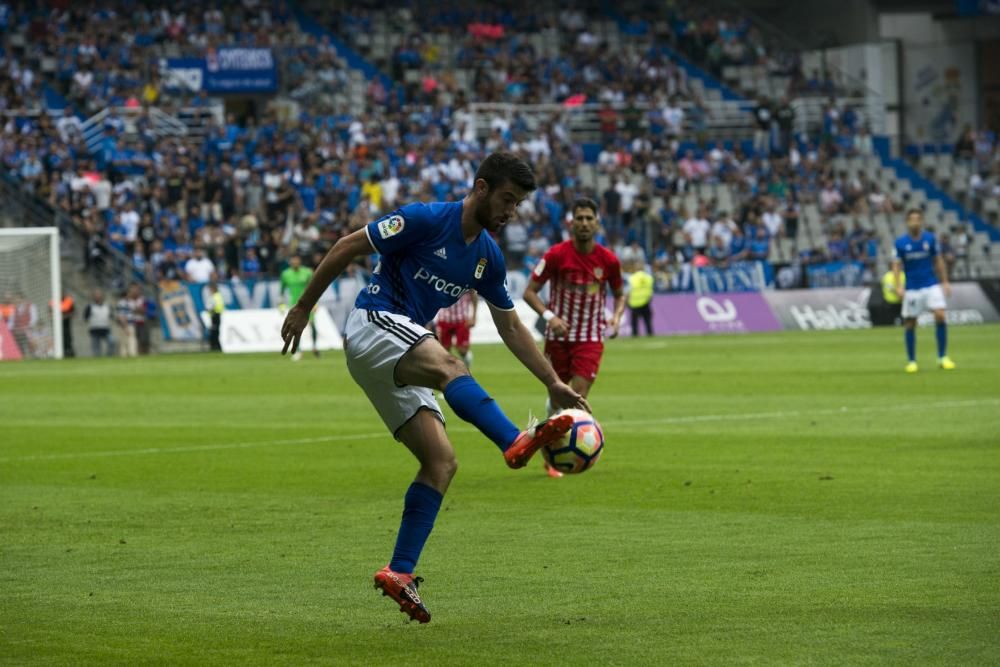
[435,289,477,369]
[524,197,625,477]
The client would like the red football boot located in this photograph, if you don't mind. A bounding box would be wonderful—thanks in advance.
[503,414,573,469]
[374,565,430,624]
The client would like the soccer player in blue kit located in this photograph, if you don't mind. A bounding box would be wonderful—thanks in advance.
[280,153,588,623]
[892,208,956,373]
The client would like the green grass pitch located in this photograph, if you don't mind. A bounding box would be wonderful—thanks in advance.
[2,325,999,665]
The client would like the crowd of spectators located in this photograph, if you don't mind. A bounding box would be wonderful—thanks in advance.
[1,77,884,296]
[612,2,857,98]
[952,125,1000,216]
[0,0,953,302]
[2,0,361,122]
[317,3,698,108]
[323,1,856,108]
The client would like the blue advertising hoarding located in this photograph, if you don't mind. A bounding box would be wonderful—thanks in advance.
[806,261,868,288]
[159,47,277,95]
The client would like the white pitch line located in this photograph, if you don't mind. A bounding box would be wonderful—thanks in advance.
[620,398,1000,427]
[0,398,997,464]
[0,433,387,463]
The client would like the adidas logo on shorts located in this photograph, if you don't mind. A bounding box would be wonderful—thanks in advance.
[434,247,447,259]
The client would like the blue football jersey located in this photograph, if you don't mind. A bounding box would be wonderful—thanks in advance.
[354,201,513,324]
[893,231,938,290]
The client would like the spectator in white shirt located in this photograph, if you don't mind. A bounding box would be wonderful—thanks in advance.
[184,247,216,283]
[381,175,401,210]
[710,212,739,248]
[819,180,843,214]
[56,108,83,144]
[619,240,648,268]
[597,142,619,173]
[527,228,550,256]
[119,203,140,254]
[504,219,529,268]
[683,206,712,252]
[761,204,785,238]
[663,97,685,139]
[615,176,639,226]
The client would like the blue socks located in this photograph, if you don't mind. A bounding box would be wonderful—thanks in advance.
[443,375,521,451]
[389,482,443,574]
[936,322,947,358]
[906,323,948,361]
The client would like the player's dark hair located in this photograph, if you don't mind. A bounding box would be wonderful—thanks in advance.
[572,197,599,217]
[475,152,536,193]
[906,208,923,219]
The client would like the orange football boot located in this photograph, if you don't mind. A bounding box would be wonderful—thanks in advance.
[504,414,573,469]
[374,565,430,623]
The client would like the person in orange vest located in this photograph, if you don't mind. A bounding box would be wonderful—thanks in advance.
[63,293,75,357]
[0,292,13,323]
[51,293,75,358]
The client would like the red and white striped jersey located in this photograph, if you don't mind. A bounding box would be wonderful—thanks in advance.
[532,241,623,342]
[436,291,475,325]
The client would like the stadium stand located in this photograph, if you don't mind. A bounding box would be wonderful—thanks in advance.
[2,0,999,326]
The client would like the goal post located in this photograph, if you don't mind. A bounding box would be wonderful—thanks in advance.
[0,227,62,360]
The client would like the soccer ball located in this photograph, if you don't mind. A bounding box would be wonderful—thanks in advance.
[542,409,604,474]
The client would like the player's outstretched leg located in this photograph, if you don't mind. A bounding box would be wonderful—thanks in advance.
[903,319,918,373]
[374,408,456,624]
[396,339,571,468]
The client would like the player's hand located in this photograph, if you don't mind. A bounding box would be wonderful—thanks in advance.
[608,316,622,339]
[896,286,905,299]
[942,283,952,298]
[548,315,570,338]
[548,381,591,413]
[280,304,310,355]
[466,316,476,327]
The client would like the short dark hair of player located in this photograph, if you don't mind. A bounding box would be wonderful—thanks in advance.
[572,197,599,217]
[475,152,537,193]
[906,208,923,220]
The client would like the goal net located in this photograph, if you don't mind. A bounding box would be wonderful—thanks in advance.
[0,228,62,360]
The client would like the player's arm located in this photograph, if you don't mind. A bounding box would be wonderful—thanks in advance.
[488,303,590,412]
[523,277,570,338]
[281,229,373,354]
[934,253,951,297]
[467,290,478,327]
[609,284,626,338]
[607,256,626,338]
[891,257,904,299]
[523,251,569,337]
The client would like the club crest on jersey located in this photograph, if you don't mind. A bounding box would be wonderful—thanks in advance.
[474,257,487,279]
[377,215,404,239]
[594,267,604,279]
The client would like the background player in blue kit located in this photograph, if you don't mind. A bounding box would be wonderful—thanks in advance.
[279,153,589,623]
[892,209,956,373]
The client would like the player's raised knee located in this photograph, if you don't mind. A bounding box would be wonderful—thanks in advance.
[435,353,469,388]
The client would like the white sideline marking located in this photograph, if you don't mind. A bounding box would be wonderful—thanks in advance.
[1,398,997,464]
[0,433,386,463]
[623,398,1000,427]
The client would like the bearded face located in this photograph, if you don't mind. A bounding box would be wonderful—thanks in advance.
[473,180,529,234]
